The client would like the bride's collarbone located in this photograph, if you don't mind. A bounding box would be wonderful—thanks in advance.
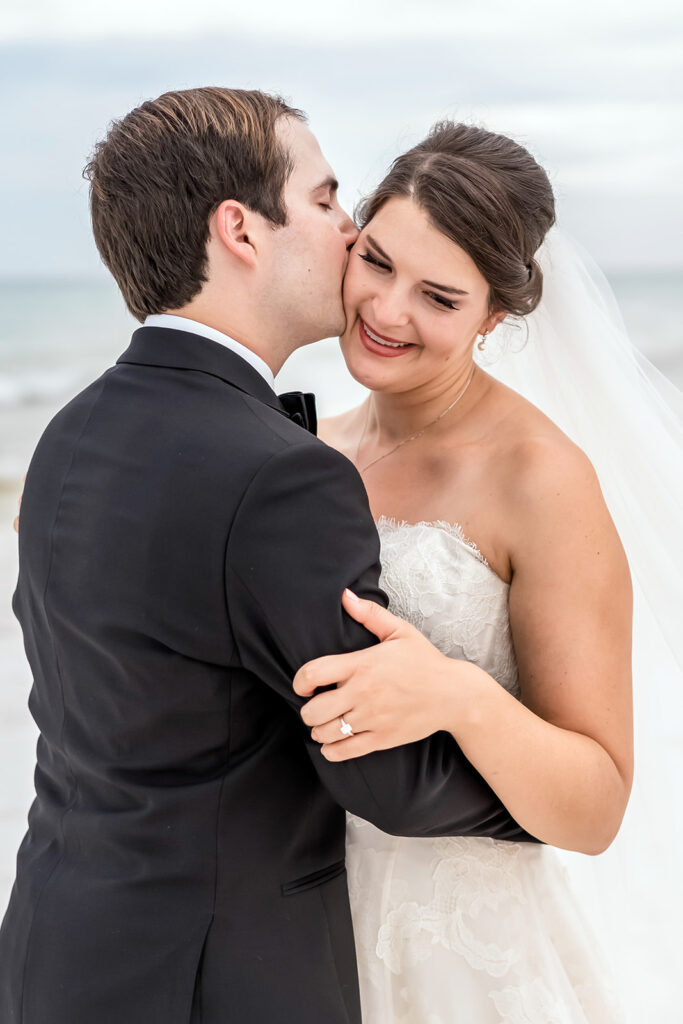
[320,393,583,585]
[320,408,545,583]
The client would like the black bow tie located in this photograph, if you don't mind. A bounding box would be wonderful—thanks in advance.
[277,391,318,436]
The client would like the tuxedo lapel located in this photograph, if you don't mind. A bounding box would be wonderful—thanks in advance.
[118,326,284,413]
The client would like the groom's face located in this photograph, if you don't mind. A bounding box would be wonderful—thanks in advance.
[266,117,358,347]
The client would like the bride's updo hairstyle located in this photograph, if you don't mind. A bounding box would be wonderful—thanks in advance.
[356,122,556,317]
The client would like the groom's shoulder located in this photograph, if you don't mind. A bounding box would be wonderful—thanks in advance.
[35,355,364,491]
[234,391,362,473]
[252,413,367,494]
[34,366,117,440]
[229,398,369,510]
[230,432,375,559]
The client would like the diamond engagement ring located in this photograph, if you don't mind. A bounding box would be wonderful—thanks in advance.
[339,717,353,737]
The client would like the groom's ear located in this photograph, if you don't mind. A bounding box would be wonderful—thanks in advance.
[211,199,260,268]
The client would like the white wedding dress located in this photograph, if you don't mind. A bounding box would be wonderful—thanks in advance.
[346,516,626,1024]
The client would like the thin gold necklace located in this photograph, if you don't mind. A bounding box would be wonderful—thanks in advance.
[356,363,477,474]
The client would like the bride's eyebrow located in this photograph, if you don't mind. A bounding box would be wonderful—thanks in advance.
[423,278,469,297]
[366,234,393,262]
[366,234,469,296]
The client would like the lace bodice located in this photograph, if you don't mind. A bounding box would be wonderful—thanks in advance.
[376,516,520,698]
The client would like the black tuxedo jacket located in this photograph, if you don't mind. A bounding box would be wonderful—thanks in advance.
[1,326,536,1023]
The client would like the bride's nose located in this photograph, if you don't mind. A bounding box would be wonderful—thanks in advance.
[370,286,411,331]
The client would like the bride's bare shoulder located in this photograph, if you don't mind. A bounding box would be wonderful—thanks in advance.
[490,381,606,520]
[487,383,630,591]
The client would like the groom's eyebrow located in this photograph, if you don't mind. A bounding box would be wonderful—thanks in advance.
[367,235,469,296]
[311,175,339,195]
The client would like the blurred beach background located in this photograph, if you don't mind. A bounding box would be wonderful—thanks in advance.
[1,0,681,1016]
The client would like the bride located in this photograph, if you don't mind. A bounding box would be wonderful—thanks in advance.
[295,122,680,1022]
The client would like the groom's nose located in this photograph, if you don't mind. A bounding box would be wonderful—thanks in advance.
[338,208,359,247]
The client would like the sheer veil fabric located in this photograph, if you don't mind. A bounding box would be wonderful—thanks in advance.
[477,230,683,1018]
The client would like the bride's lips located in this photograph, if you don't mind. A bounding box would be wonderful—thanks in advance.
[357,318,416,359]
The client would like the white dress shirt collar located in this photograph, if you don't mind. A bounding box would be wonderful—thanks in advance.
[143,314,275,390]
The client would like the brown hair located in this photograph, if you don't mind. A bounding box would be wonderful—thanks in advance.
[356,121,556,316]
[84,87,306,321]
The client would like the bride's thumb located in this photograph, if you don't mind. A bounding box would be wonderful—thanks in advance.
[342,589,403,642]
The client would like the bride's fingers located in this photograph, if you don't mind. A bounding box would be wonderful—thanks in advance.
[293,651,361,697]
[320,733,379,762]
[341,589,405,642]
[311,715,359,746]
[300,689,350,728]
[13,479,24,534]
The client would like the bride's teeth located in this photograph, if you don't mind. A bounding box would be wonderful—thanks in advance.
[364,323,409,348]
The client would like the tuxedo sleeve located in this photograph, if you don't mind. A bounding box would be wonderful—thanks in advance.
[226,439,539,842]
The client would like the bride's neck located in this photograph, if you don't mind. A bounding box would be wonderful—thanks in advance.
[364,360,481,445]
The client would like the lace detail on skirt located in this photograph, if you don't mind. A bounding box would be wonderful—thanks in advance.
[376,837,526,977]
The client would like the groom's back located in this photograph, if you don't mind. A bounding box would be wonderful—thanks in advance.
[2,330,359,1024]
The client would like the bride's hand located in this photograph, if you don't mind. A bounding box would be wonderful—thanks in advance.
[294,589,482,761]
[13,476,25,533]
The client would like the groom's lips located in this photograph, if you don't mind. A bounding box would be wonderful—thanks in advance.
[358,318,416,358]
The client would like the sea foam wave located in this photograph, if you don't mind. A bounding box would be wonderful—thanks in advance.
[0,367,86,409]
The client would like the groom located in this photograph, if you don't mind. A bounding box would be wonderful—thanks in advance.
[1,87,535,1024]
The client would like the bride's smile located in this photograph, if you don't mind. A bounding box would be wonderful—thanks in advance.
[358,317,415,354]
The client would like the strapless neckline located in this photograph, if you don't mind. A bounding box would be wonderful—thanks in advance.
[375,514,508,586]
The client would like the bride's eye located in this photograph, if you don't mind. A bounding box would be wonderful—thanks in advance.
[359,252,391,272]
[427,291,459,311]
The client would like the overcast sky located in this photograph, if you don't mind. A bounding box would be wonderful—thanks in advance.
[2,0,682,276]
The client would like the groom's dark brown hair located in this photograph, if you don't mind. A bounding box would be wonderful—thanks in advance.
[84,87,306,321]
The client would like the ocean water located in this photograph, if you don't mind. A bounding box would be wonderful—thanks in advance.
[0,272,682,906]
[1,272,682,492]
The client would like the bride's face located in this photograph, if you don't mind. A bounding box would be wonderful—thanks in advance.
[340,196,497,393]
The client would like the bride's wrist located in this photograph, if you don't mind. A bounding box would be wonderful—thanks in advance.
[439,659,497,743]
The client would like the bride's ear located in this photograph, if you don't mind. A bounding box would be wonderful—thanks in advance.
[478,310,507,336]
[211,200,259,268]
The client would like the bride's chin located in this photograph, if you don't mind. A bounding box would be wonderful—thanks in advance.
[338,350,370,388]
[340,355,399,393]
[338,350,374,388]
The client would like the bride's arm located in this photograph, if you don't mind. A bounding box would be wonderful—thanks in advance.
[296,439,633,855]
[474,438,634,853]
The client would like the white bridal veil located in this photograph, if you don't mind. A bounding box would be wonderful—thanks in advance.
[477,229,683,1019]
